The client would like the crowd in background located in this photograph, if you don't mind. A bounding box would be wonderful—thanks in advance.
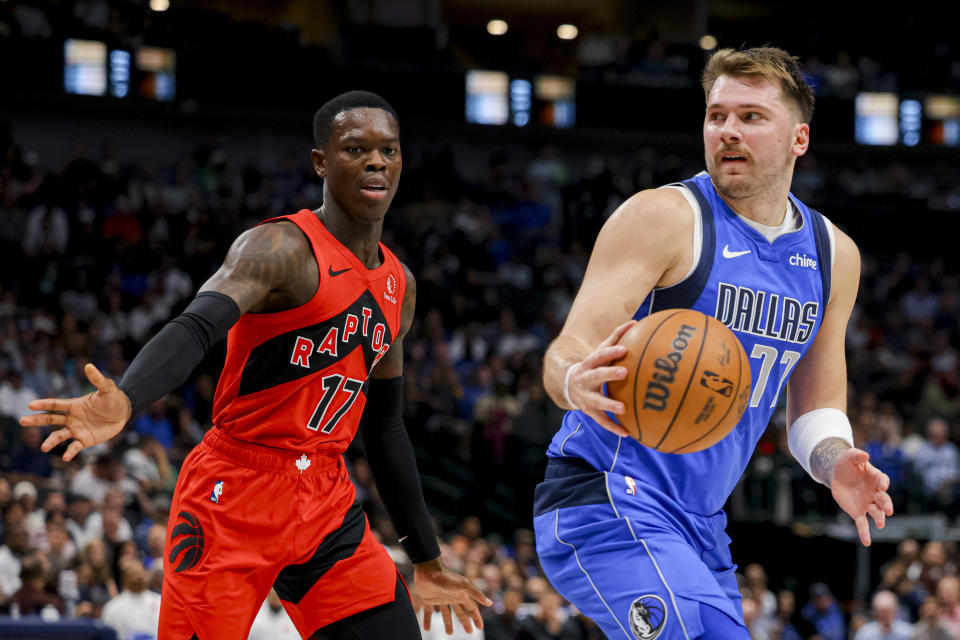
[2,101,960,640]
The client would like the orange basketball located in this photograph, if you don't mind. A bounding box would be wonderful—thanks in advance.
[606,309,751,454]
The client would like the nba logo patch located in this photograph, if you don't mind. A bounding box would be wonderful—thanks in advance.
[625,476,637,496]
[210,481,223,503]
[628,594,667,639]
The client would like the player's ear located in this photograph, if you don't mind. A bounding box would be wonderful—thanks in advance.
[311,148,327,178]
[792,122,810,157]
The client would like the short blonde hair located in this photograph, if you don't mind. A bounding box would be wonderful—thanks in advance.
[702,46,815,123]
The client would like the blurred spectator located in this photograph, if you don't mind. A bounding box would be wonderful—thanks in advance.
[913,596,954,639]
[483,587,523,640]
[247,588,300,640]
[77,537,118,613]
[9,553,64,616]
[913,418,959,507]
[0,520,29,598]
[853,590,914,640]
[10,426,53,483]
[0,367,39,420]
[936,576,960,636]
[516,588,580,640]
[101,559,160,639]
[133,398,175,451]
[802,582,847,640]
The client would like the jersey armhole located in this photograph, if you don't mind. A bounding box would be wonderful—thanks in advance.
[661,184,702,283]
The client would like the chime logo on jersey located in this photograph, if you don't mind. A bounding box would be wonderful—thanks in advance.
[628,595,667,640]
[788,252,818,270]
[715,282,819,345]
[384,274,398,304]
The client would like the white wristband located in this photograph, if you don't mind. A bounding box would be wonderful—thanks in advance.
[787,408,854,483]
[563,363,581,411]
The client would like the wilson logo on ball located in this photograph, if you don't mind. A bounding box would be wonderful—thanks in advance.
[169,511,204,573]
[642,324,698,411]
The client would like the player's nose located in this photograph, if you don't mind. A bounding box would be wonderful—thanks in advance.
[719,113,741,142]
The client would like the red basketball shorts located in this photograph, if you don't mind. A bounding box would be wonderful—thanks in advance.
[159,428,399,639]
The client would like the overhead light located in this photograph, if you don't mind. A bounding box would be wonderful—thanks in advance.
[557,24,578,40]
[699,34,718,50]
[487,19,508,36]
[150,0,169,11]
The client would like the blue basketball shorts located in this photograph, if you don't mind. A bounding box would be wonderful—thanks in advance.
[533,458,749,640]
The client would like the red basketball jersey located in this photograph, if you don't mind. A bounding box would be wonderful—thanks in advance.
[211,210,406,453]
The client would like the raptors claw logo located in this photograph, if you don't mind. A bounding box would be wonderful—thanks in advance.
[169,511,205,572]
[629,595,667,640]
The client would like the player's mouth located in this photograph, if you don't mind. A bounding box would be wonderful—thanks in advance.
[360,181,390,200]
[720,153,748,164]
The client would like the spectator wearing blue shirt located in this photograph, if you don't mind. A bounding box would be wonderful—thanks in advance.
[133,398,174,451]
[802,582,846,640]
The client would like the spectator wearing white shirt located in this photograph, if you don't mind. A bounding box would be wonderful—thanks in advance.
[101,560,161,640]
[852,590,913,640]
[248,589,300,640]
[913,418,959,501]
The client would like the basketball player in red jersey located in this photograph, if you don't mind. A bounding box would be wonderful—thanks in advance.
[20,91,491,639]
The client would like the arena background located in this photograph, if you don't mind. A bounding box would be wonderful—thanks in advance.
[1,1,959,638]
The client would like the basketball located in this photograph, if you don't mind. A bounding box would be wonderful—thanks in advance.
[606,309,752,454]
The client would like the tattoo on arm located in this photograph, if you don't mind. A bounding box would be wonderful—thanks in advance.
[810,437,852,487]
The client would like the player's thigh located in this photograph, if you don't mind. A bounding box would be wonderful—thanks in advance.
[307,574,420,640]
[275,503,400,637]
[160,446,294,638]
[694,602,750,639]
[535,505,708,640]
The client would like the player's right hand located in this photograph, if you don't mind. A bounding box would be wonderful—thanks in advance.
[565,320,636,438]
[19,363,132,462]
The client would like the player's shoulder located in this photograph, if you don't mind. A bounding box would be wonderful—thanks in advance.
[231,218,312,260]
[600,187,694,247]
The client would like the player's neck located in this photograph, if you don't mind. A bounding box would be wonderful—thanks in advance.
[716,182,791,227]
[314,202,384,269]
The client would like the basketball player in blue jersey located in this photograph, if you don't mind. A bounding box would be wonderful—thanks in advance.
[534,47,894,640]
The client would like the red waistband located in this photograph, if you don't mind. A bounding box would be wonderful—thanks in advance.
[201,428,341,475]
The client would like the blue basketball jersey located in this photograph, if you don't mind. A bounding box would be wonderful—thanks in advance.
[547,172,833,515]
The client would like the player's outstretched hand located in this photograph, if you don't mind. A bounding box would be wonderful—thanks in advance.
[565,320,636,437]
[415,559,492,635]
[831,448,894,547]
[19,363,132,462]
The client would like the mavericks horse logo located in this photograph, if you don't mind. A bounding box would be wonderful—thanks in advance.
[628,594,667,639]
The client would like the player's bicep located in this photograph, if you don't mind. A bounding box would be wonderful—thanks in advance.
[787,228,861,422]
[199,223,307,314]
[562,190,689,347]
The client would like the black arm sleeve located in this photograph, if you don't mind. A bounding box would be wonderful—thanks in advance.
[359,376,441,564]
[119,291,241,415]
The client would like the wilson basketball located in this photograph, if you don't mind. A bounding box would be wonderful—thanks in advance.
[606,309,751,454]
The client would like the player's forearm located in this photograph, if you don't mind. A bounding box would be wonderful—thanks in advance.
[809,437,852,487]
[543,334,591,409]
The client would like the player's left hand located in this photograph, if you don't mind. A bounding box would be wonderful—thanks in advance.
[414,559,492,634]
[830,448,894,546]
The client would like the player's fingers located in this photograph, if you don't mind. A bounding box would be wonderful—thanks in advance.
[582,345,628,369]
[600,320,637,347]
[875,471,890,492]
[41,428,75,452]
[440,605,454,635]
[877,491,894,516]
[84,363,113,391]
[867,504,885,530]
[26,398,74,413]
[848,448,869,465]
[422,607,431,631]
[454,604,474,633]
[21,412,69,428]
[586,392,626,416]
[63,440,86,463]
[854,514,871,547]
[586,365,627,387]
[585,409,631,437]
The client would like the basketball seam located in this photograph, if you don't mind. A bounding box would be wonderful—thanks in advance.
[654,313,708,450]
[632,310,685,445]
[668,325,743,454]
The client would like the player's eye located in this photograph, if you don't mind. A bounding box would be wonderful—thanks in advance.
[383,147,398,156]
[346,146,362,154]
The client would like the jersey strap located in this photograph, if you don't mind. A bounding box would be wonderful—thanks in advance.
[648,179,717,312]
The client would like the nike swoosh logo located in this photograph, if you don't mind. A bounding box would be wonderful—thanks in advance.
[328,266,351,277]
[722,245,751,259]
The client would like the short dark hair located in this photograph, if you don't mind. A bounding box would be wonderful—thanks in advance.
[313,90,399,149]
